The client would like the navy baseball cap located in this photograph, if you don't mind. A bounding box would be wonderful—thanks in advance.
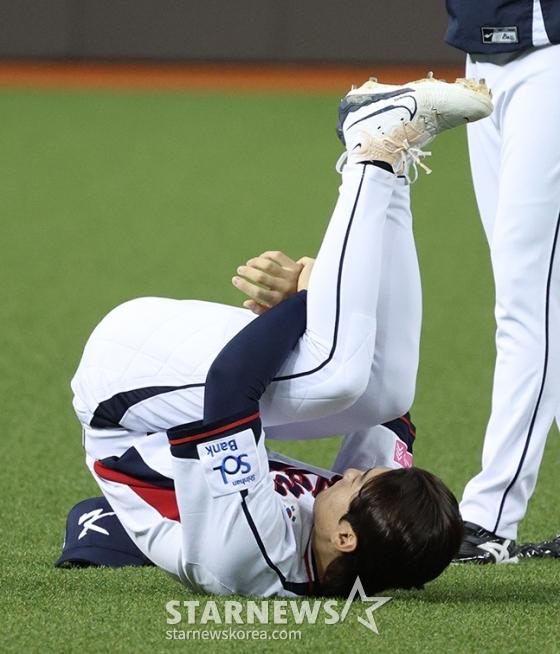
[55,497,152,568]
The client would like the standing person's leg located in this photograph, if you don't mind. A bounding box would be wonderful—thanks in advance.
[458,47,560,554]
[464,56,501,243]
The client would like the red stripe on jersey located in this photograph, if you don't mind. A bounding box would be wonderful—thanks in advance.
[399,414,416,438]
[168,411,260,445]
[93,460,180,521]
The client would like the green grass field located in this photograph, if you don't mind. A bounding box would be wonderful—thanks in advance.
[0,89,558,653]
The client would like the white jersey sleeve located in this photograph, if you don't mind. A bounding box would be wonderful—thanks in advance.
[90,411,338,597]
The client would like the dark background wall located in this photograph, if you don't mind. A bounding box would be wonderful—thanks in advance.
[0,0,462,64]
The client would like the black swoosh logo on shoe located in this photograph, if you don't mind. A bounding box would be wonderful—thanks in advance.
[347,96,417,131]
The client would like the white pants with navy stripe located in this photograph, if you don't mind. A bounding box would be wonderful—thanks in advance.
[461,45,560,539]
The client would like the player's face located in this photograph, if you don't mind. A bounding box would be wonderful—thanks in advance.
[312,467,390,537]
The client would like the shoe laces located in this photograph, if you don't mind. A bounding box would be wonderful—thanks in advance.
[335,138,432,183]
[393,139,432,183]
[335,150,349,174]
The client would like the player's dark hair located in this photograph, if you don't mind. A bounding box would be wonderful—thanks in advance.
[320,467,463,597]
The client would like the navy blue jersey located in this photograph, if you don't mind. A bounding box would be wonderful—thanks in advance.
[445,0,560,54]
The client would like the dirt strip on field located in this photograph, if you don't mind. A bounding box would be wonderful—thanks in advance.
[0,60,465,94]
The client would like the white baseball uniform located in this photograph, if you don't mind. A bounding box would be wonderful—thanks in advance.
[446,2,560,539]
[73,164,418,596]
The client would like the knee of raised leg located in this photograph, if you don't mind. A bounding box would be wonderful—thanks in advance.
[383,381,415,421]
[323,366,371,406]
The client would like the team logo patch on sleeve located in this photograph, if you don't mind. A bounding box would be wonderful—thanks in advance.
[197,429,261,497]
[393,438,413,468]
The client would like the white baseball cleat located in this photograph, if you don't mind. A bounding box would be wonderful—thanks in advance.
[336,73,493,179]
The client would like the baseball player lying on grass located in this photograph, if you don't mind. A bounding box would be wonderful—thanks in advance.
[70,75,493,597]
